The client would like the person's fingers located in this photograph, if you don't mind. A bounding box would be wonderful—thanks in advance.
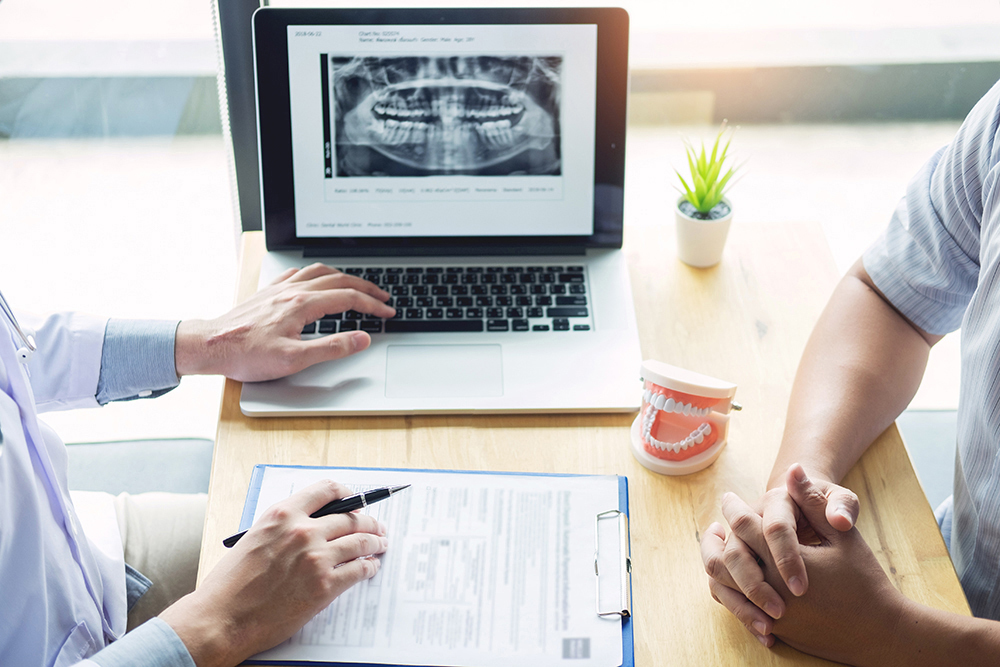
[299,331,371,367]
[761,493,808,597]
[317,509,387,542]
[722,529,786,620]
[330,554,382,589]
[284,479,353,514]
[824,484,860,532]
[785,464,840,542]
[709,577,776,646]
[721,492,772,556]
[315,289,397,319]
[285,262,341,283]
[329,531,389,566]
[306,272,392,302]
[268,267,299,286]
[701,522,741,591]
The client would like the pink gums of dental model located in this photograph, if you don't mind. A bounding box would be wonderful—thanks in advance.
[629,360,738,476]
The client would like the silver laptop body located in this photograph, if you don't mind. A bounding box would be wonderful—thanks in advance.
[240,6,640,416]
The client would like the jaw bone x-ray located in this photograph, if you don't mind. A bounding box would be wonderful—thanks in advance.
[333,55,562,176]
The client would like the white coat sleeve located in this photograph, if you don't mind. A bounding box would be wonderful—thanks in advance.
[20,312,108,412]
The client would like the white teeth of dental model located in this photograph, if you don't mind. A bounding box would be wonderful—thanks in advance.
[641,390,715,452]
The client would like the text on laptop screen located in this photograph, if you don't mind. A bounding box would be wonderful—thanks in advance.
[285,24,598,238]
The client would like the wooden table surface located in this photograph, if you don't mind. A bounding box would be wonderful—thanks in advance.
[198,223,969,666]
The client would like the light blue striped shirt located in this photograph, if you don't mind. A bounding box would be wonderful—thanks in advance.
[97,319,182,404]
[864,77,1000,619]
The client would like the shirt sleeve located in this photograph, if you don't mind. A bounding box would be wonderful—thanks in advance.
[95,319,181,405]
[863,78,1000,336]
[74,618,195,667]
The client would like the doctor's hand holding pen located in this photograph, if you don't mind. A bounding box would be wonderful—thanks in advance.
[173,262,394,383]
[160,479,388,667]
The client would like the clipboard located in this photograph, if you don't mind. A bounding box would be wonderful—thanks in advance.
[236,464,634,667]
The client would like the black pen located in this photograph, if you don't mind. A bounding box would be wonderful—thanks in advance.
[223,484,410,548]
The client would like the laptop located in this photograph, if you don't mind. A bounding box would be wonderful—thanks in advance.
[240,6,641,416]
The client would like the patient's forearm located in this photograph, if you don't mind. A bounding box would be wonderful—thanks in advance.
[885,601,1000,667]
[768,259,940,489]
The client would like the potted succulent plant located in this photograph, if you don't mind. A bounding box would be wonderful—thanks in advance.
[674,122,739,267]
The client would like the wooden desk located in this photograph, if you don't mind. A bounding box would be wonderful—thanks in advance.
[199,223,969,666]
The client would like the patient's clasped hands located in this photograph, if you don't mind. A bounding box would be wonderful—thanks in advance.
[702,464,910,666]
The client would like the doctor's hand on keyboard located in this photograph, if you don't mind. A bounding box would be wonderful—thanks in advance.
[173,262,395,382]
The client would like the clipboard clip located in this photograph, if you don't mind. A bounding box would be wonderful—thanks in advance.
[595,509,632,618]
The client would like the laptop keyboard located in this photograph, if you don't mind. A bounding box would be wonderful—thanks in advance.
[301,264,592,335]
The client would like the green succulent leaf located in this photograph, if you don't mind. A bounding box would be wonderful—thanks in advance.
[693,171,706,196]
[716,167,736,192]
[675,170,696,204]
[705,160,722,190]
[709,132,721,166]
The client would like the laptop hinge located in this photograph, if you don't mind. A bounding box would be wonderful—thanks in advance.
[302,245,587,258]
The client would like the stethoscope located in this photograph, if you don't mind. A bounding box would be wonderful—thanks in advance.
[0,289,35,364]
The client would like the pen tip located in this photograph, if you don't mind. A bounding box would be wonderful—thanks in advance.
[389,484,410,493]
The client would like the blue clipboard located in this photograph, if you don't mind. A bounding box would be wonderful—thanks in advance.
[237,464,634,667]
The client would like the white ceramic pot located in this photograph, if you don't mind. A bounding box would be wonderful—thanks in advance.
[675,196,733,268]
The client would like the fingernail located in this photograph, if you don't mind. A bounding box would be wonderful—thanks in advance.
[836,507,854,525]
[378,521,388,536]
[351,331,367,350]
[788,576,805,596]
[793,466,808,483]
[757,634,771,647]
[752,621,768,635]
[380,536,389,550]
[764,602,782,619]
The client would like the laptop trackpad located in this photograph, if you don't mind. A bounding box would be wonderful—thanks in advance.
[385,345,503,398]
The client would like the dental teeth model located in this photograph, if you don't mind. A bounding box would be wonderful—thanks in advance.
[629,360,739,476]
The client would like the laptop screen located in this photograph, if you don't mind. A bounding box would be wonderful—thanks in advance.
[287,24,596,239]
[253,8,628,254]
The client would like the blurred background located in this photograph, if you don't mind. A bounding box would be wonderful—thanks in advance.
[3,0,997,505]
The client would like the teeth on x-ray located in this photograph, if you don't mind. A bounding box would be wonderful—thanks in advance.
[333,56,562,176]
[370,82,527,149]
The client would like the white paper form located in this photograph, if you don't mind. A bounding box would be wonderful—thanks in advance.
[246,466,625,667]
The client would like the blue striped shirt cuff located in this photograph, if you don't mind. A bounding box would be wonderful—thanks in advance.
[96,320,181,405]
[85,617,195,667]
